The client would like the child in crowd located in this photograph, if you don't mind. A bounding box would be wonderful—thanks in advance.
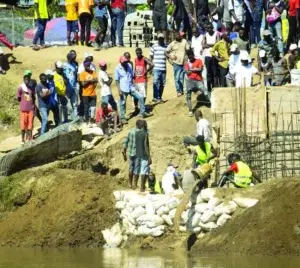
[17,70,35,144]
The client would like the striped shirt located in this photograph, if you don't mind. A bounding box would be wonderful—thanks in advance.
[123,128,136,157]
[150,43,167,71]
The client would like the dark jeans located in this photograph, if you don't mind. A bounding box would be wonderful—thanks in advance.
[96,16,108,45]
[204,56,218,92]
[287,16,299,50]
[82,96,96,122]
[175,17,192,41]
[33,19,48,45]
[250,20,262,45]
[183,136,198,146]
[111,8,125,46]
[153,69,166,100]
[218,65,228,87]
[79,12,92,44]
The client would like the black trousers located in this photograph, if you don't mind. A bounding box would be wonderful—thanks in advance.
[96,16,108,45]
[218,65,228,87]
[204,56,218,92]
[287,16,299,50]
[82,96,96,122]
[79,12,92,44]
[175,17,192,41]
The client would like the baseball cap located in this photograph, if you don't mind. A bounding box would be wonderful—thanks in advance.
[263,29,271,36]
[45,69,54,76]
[24,69,32,76]
[179,31,185,37]
[99,60,106,67]
[259,50,266,58]
[84,52,94,59]
[55,61,63,68]
[168,162,179,168]
[157,33,164,39]
[230,44,238,52]
[289,44,298,51]
[240,51,250,61]
[119,56,128,63]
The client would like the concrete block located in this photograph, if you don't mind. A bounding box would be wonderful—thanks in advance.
[123,36,131,43]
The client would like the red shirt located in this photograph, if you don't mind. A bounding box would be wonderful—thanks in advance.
[95,107,113,123]
[289,0,300,16]
[111,0,125,10]
[185,59,203,81]
[134,56,147,83]
[229,162,239,173]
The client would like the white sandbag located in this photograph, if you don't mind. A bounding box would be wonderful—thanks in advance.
[145,202,155,215]
[113,191,124,201]
[153,200,168,211]
[233,197,259,208]
[191,227,201,233]
[180,210,190,224]
[200,210,218,223]
[214,201,238,216]
[82,126,104,136]
[162,214,173,226]
[169,208,177,219]
[122,219,136,234]
[156,205,170,216]
[196,194,204,204]
[208,197,223,210]
[131,206,146,219]
[137,225,165,237]
[200,188,216,201]
[128,195,148,208]
[148,194,169,203]
[179,226,187,232]
[199,221,218,231]
[136,214,164,228]
[102,223,123,248]
[186,201,192,209]
[217,213,232,227]
[115,201,126,210]
[167,197,180,210]
[195,203,209,214]
[191,213,202,227]
[121,208,130,219]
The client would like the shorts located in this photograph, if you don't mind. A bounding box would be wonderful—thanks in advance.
[20,110,34,130]
[96,16,108,32]
[135,82,147,98]
[129,156,150,176]
[185,78,204,92]
[153,11,167,31]
[67,20,79,33]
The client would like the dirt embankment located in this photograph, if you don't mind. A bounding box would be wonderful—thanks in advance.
[191,179,300,256]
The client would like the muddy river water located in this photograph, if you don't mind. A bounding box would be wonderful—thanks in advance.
[0,248,299,268]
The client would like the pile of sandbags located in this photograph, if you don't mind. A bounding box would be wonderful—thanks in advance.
[101,189,259,247]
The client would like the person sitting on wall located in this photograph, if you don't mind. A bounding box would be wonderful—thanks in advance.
[217,153,261,188]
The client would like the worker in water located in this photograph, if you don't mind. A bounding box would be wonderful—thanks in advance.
[217,153,261,188]
[187,135,217,168]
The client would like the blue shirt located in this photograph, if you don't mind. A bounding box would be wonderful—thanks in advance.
[48,80,58,107]
[36,83,50,109]
[114,63,135,93]
[94,0,109,18]
[64,62,78,94]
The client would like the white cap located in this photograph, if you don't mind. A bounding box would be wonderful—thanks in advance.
[55,61,63,68]
[212,14,219,20]
[259,50,266,58]
[230,44,238,52]
[290,44,298,51]
[0,47,3,54]
[45,69,54,76]
[84,52,94,59]
[240,51,250,61]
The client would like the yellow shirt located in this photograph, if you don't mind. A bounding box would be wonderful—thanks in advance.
[65,0,78,21]
[54,73,66,96]
[78,0,94,15]
[79,71,97,96]
[210,40,230,69]
[34,0,49,19]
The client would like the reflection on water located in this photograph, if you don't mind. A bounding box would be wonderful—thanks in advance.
[0,248,299,268]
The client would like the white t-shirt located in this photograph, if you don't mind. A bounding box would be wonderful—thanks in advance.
[228,0,245,23]
[98,70,112,97]
[233,64,258,88]
[227,54,241,79]
[162,167,176,195]
[78,62,96,74]
[196,118,211,142]
[191,35,204,60]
